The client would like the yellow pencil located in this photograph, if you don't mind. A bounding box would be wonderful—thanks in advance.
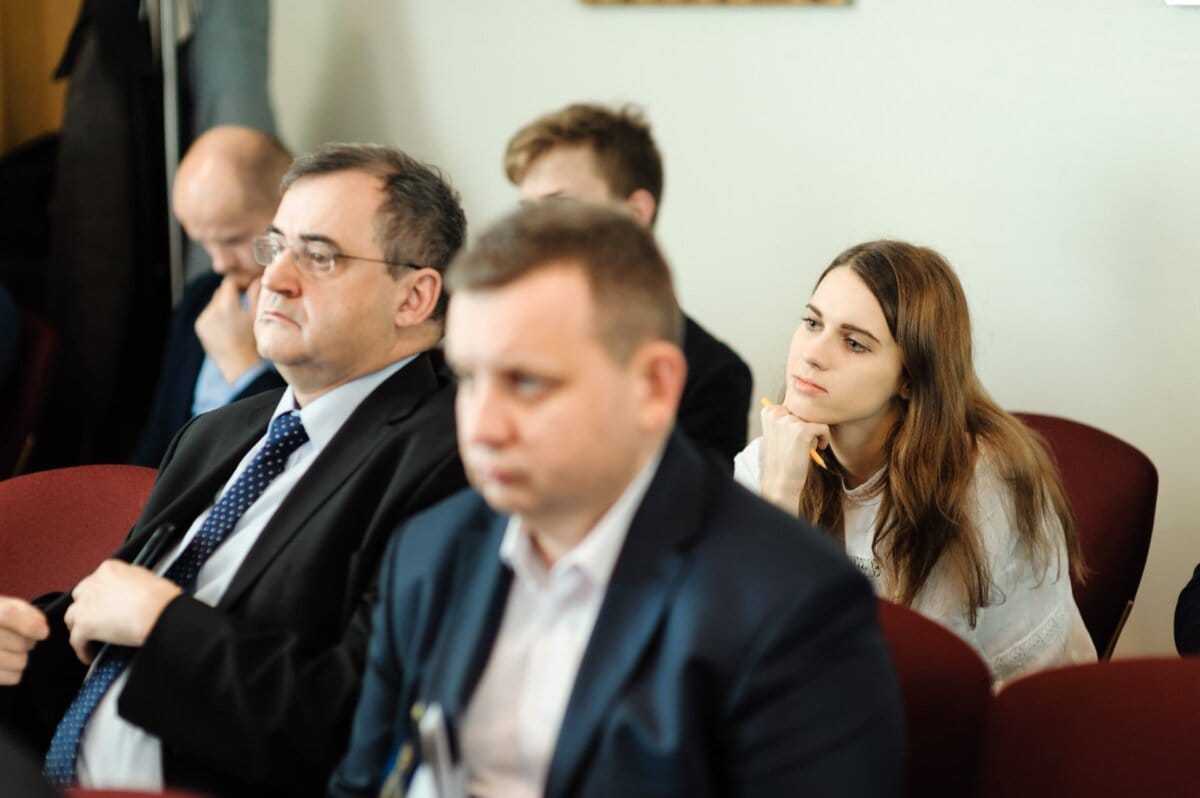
[760,397,828,470]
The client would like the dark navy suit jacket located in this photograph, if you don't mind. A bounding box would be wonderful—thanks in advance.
[679,313,752,466]
[130,271,284,467]
[330,434,905,798]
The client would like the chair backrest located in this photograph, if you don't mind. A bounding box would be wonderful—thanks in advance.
[981,658,1200,797]
[1014,412,1157,656]
[0,311,57,478]
[0,465,157,599]
[876,599,992,798]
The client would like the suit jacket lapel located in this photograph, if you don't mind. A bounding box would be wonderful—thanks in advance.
[544,435,711,798]
[218,355,440,609]
[422,508,512,721]
[117,400,277,562]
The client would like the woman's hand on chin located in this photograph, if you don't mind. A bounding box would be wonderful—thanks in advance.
[759,402,829,515]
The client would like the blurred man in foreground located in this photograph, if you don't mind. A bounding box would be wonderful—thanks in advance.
[331,202,904,798]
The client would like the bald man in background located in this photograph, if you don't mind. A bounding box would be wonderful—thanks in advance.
[130,126,292,467]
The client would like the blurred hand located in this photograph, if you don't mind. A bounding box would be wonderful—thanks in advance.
[195,276,262,383]
[0,596,49,685]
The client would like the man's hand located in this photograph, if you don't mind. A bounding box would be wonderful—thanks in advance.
[63,561,183,665]
[0,597,49,685]
[195,275,262,383]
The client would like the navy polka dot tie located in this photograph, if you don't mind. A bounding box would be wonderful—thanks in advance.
[43,411,309,786]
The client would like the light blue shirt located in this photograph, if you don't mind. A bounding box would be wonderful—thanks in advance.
[191,291,271,416]
[192,356,272,416]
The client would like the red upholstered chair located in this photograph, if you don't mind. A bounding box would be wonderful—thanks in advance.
[877,599,992,798]
[1014,413,1158,657]
[981,658,1200,797]
[0,311,58,478]
[0,465,157,599]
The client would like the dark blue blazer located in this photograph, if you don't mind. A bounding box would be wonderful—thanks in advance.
[130,271,284,467]
[330,434,905,798]
[679,314,752,466]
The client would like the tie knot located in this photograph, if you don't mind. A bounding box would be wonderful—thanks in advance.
[266,411,309,453]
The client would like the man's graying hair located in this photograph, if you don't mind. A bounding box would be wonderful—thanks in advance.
[282,143,467,318]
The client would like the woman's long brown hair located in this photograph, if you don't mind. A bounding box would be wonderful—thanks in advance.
[798,241,1083,626]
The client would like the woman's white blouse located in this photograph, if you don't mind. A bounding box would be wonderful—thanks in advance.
[734,437,1097,685]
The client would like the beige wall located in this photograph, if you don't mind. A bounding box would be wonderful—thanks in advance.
[0,0,79,153]
[270,0,1200,656]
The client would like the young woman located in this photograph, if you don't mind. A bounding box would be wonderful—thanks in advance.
[734,240,1096,684]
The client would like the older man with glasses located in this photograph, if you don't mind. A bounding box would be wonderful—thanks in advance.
[0,143,468,798]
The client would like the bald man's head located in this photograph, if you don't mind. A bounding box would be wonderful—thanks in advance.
[173,126,292,288]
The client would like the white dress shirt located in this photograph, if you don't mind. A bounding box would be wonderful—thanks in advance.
[77,357,411,790]
[458,449,664,798]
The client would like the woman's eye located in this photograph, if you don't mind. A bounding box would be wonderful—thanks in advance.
[802,317,820,331]
[846,338,868,353]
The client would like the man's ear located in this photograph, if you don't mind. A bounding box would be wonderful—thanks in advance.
[624,189,657,228]
[394,268,443,327]
[630,340,687,432]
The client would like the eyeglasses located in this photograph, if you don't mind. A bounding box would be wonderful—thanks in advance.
[252,235,422,277]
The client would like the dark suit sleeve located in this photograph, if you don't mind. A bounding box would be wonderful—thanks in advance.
[0,729,60,798]
[1175,564,1200,655]
[327,534,419,798]
[721,567,905,797]
[119,594,371,790]
[677,317,753,468]
[113,450,465,795]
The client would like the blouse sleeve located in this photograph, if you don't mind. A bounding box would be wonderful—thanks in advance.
[733,437,763,493]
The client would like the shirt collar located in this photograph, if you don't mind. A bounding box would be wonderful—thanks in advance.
[842,463,888,502]
[499,445,666,590]
[268,355,415,453]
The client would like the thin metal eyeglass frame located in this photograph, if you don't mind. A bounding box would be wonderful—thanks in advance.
[252,235,422,274]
